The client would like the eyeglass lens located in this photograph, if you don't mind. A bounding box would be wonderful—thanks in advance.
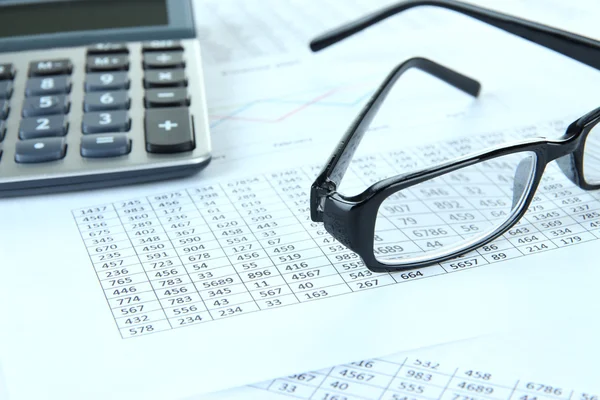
[583,124,600,185]
[373,151,537,265]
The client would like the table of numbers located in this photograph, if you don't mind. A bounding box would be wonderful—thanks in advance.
[250,354,598,400]
[72,122,600,339]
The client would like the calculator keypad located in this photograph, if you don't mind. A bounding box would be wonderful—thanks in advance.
[0,39,211,195]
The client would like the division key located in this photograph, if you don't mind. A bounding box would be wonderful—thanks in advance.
[144,107,194,153]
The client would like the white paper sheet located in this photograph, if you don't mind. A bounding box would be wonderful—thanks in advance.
[2,115,600,399]
[198,331,600,400]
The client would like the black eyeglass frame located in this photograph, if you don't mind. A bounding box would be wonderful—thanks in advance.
[309,0,600,272]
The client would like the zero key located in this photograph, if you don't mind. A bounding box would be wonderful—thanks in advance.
[145,107,194,153]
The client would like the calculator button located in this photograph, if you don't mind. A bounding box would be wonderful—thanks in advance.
[145,107,194,153]
[143,51,185,69]
[87,43,129,54]
[142,40,183,52]
[0,100,8,119]
[82,111,130,134]
[25,76,71,96]
[0,64,15,80]
[28,59,72,77]
[0,81,13,99]
[15,138,66,163]
[145,88,189,108]
[22,95,69,117]
[83,91,130,112]
[86,55,129,72]
[144,69,187,88]
[81,134,131,158]
[0,120,5,142]
[85,72,130,92]
[19,115,68,140]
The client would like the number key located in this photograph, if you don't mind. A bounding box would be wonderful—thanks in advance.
[0,64,15,80]
[19,115,68,139]
[0,100,8,119]
[25,76,71,96]
[83,91,130,112]
[82,111,130,134]
[85,72,130,92]
[0,81,13,99]
[22,95,69,117]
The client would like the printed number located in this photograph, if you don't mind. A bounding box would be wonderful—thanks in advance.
[100,92,114,104]
[41,78,54,90]
[99,113,112,125]
[100,73,114,84]
[36,118,50,130]
[39,96,53,108]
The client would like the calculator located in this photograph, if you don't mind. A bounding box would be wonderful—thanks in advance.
[0,0,211,197]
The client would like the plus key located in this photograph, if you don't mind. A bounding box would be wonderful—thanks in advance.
[144,107,195,153]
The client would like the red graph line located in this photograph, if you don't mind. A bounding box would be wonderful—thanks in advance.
[210,89,338,124]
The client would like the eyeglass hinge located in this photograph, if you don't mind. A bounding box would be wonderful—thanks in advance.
[310,180,336,222]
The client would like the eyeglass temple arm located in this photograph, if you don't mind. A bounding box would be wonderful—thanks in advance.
[310,0,600,71]
[310,57,480,222]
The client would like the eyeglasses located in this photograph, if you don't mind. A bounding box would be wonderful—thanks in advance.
[309,0,600,272]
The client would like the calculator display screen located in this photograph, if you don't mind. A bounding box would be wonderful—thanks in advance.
[0,0,168,39]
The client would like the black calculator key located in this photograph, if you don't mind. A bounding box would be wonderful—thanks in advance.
[145,88,189,108]
[0,120,5,142]
[86,55,129,72]
[87,43,129,54]
[143,51,185,69]
[81,134,131,158]
[85,72,130,92]
[145,107,194,153]
[0,81,13,99]
[144,69,187,88]
[15,137,66,163]
[0,64,15,80]
[142,40,183,52]
[19,115,68,140]
[83,91,130,112]
[28,59,72,76]
[82,111,130,134]
[25,76,71,96]
[22,95,69,117]
[0,100,8,119]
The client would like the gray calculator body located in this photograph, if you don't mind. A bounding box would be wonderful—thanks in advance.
[0,0,212,196]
